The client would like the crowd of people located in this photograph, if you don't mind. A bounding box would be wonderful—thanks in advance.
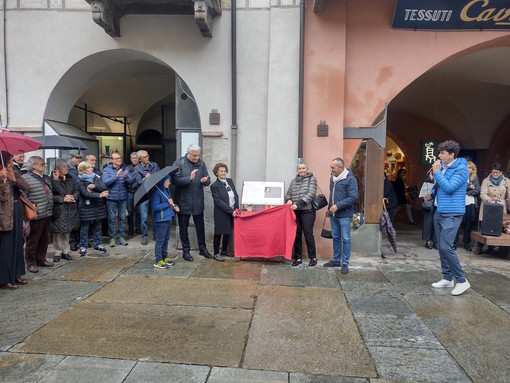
[2,139,508,298]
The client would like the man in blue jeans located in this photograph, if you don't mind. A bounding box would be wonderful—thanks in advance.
[134,150,160,245]
[425,140,470,296]
[102,153,133,247]
[323,158,358,274]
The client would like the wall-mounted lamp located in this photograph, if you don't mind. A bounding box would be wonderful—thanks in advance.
[317,120,328,137]
[209,109,220,125]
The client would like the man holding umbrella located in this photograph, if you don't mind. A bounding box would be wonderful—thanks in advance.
[172,144,212,261]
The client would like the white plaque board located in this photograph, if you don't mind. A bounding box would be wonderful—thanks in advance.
[241,181,285,206]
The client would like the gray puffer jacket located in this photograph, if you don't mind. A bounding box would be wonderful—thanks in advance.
[285,172,317,210]
[22,171,54,220]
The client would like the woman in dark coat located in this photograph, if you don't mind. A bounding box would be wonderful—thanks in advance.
[210,163,239,262]
[50,159,80,262]
[421,171,436,249]
[0,151,30,290]
[76,161,109,256]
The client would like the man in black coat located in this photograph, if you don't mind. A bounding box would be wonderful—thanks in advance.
[172,144,212,261]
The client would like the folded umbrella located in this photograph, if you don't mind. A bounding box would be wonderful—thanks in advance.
[134,165,179,207]
[380,198,397,255]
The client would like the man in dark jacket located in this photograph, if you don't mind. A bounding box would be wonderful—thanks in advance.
[102,152,133,247]
[66,150,82,180]
[172,144,212,261]
[323,157,358,273]
[134,150,160,245]
[126,152,141,237]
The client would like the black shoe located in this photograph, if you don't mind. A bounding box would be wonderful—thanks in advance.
[127,229,134,237]
[308,258,317,267]
[409,221,417,226]
[323,260,341,268]
[432,243,438,249]
[199,249,213,258]
[464,244,472,251]
[425,242,433,250]
[53,255,60,263]
[213,253,224,262]
[291,259,302,267]
[87,243,92,248]
[70,244,78,252]
[341,264,349,274]
[61,253,72,261]
[135,228,142,234]
[220,250,234,257]
[183,252,194,262]
[94,245,107,253]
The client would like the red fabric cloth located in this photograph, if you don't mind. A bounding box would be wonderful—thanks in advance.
[234,204,297,259]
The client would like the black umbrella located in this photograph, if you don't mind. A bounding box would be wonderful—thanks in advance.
[33,135,88,150]
[380,198,397,255]
[134,165,179,207]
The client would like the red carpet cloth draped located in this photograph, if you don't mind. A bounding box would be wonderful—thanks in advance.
[234,204,297,259]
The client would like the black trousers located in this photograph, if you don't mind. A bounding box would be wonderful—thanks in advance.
[213,234,230,254]
[294,209,316,260]
[178,213,206,253]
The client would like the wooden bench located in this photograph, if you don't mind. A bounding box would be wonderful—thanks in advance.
[471,213,510,246]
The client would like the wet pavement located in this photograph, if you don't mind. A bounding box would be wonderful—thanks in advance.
[1,224,510,383]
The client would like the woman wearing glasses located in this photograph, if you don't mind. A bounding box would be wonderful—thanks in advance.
[210,163,239,262]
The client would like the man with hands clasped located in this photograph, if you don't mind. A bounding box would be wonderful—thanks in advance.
[172,144,212,262]
[424,140,470,296]
[101,153,133,247]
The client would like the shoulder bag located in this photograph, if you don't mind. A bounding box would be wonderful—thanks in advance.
[20,193,37,221]
[312,184,328,211]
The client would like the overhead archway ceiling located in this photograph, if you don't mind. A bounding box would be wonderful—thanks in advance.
[390,47,510,149]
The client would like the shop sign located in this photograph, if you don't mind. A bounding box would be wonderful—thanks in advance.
[392,0,510,30]
[421,140,439,165]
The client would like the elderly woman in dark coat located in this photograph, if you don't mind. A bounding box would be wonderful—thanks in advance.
[285,162,318,267]
[0,151,30,290]
[50,159,80,262]
[210,163,239,262]
[76,161,109,256]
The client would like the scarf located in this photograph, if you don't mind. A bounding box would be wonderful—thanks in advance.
[490,175,503,186]
[332,168,349,183]
[78,173,96,183]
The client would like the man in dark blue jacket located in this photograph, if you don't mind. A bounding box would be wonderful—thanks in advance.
[102,152,133,247]
[425,140,470,296]
[172,144,212,261]
[324,158,358,273]
[134,150,160,245]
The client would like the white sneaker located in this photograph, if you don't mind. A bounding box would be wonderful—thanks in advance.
[451,280,470,296]
[431,279,454,288]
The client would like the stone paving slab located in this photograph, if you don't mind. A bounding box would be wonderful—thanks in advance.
[208,367,288,383]
[87,275,258,309]
[0,280,102,350]
[332,266,390,284]
[190,259,263,281]
[243,285,377,378]
[0,352,64,383]
[123,253,200,278]
[462,269,510,305]
[290,373,369,382]
[44,256,142,282]
[369,346,471,383]
[341,281,414,315]
[38,355,135,383]
[12,301,252,366]
[259,264,340,288]
[354,313,442,349]
[124,361,210,383]
[407,293,510,383]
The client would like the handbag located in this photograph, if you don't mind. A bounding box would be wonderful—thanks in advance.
[321,216,332,239]
[312,184,328,211]
[20,194,37,221]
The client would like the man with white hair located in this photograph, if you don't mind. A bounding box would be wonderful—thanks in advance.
[134,150,160,245]
[172,144,212,261]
